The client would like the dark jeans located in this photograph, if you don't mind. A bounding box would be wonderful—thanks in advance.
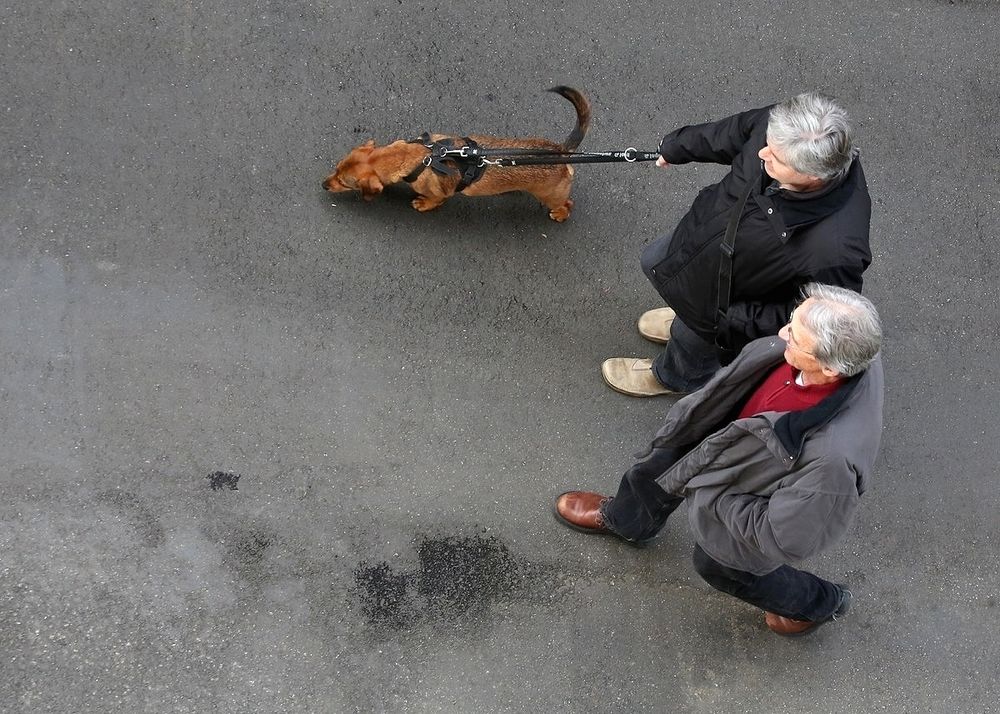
[692,545,844,621]
[600,446,685,543]
[600,447,843,621]
[652,317,721,393]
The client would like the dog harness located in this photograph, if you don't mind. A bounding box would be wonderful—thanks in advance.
[403,133,488,192]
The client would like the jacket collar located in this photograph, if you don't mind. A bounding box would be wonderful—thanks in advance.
[773,370,864,457]
[762,158,862,229]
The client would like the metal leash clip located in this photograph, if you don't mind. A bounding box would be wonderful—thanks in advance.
[436,146,472,158]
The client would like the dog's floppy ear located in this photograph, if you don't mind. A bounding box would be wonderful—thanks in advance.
[360,139,376,151]
[359,174,383,200]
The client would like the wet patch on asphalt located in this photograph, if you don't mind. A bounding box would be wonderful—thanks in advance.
[207,471,241,491]
[352,531,556,635]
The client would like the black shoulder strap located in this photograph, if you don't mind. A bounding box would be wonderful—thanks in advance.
[716,178,757,326]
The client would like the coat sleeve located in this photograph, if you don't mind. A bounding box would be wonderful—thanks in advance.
[711,460,860,563]
[717,261,866,352]
[659,106,772,166]
[811,263,865,293]
[717,299,795,352]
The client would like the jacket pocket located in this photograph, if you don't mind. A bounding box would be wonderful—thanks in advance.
[640,232,674,279]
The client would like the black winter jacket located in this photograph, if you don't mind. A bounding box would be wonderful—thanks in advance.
[645,105,872,360]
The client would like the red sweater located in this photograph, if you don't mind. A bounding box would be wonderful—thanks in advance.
[738,362,843,419]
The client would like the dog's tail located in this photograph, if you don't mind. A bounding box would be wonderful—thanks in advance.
[548,86,590,152]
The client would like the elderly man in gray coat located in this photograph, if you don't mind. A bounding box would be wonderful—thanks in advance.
[556,283,884,636]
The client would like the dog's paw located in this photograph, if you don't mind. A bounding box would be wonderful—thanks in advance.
[412,196,444,212]
[548,200,573,222]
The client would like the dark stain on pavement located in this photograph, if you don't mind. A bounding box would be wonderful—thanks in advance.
[352,531,553,635]
[415,533,535,616]
[218,523,276,584]
[354,561,415,631]
[207,471,241,491]
[97,490,165,547]
[229,526,273,570]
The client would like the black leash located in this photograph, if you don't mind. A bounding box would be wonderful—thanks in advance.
[403,134,660,192]
[481,150,661,167]
[432,143,661,166]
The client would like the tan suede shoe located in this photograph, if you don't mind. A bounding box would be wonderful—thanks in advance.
[601,358,677,397]
[637,307,676,344]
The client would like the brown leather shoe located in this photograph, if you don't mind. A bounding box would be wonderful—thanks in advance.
[764,612,821,636]
[554,491,611,535]
[765,588,852,637]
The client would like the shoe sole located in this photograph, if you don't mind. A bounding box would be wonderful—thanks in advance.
[637,327,670,344]
[768,621,826,638]
[638,331,669,345]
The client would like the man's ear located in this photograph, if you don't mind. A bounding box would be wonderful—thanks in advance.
[820,365,841,379]
[359,174,383,200]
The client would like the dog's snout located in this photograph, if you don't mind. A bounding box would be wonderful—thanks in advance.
[323,175,348,192]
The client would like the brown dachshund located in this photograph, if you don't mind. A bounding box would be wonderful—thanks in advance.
[323,87,590,222]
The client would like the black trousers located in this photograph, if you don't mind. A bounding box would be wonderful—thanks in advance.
[600,446,686,543]
[599,447,844,621]
[692,545,844,621]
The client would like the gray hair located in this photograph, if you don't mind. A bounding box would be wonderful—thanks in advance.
[798,284,882,377]
[767,93,856,182]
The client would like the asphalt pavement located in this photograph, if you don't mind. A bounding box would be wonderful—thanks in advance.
[2,1,999,712]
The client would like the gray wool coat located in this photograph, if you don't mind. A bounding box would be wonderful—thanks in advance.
[647,335,884,575]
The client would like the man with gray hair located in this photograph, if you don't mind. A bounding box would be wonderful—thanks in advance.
[557,284,883,636]
[603,93,872,397]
